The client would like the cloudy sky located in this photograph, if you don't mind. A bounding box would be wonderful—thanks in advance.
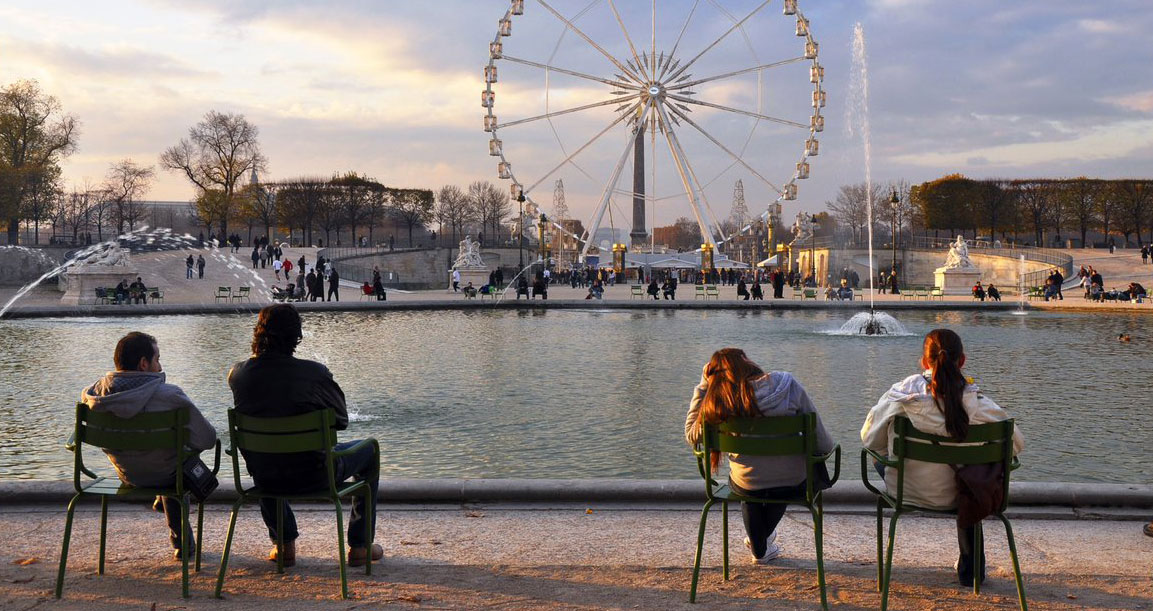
[2,0,1151,233]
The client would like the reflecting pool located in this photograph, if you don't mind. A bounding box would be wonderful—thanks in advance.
[0,308,1147,483]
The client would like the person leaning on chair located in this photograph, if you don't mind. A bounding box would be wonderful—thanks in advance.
[861,328,1024,587]
[81,332,217,559]
[227,304,382,568]
[684,348,834,564]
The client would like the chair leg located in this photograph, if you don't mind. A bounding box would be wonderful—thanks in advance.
[55,494,81,599]
[195,500,205,572]
[98,497,108,575]
[215,498,244,599]
[275,499,285,574]
[334,498,349,599]
[688,499,715,603]
[875,498,884,590]
[973,521,983,595]
[998,514,1028,611]
[363,488,373,576]
[812,497,828,611]
[721,501,729,581]
[880,510,902,611]
[180,498,190,598]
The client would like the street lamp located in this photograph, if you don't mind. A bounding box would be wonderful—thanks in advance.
[889,189,899,281]
[517,193,525,269]
[809,214,819,283]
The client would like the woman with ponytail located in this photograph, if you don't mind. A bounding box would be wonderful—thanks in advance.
[685,348,834,564]
[861,328,1024,586]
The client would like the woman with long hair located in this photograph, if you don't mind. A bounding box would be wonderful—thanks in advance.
[684,348,834,564]
[861,328,1024,587]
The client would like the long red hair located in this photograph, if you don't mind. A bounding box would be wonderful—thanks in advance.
[698,348,765,471]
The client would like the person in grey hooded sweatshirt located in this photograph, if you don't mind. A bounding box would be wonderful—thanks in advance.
[81,331,217,559]
[685,348,834,564]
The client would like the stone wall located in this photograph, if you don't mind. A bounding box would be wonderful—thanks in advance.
[328,247,537,290]
[798,247,1052,289]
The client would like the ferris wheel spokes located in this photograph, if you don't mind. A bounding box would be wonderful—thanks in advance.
[535,0,644,84]
[666,103,782,194]
[498,94,640,130]
[501,55,637,90]
[522,100,642,196]
[664,108,730,245]
[606,0,651,83]
[579,101,655,260]
[668,56,807,91]
[654,103,716,246]
[665,0,773,83]
[667,93,808,129]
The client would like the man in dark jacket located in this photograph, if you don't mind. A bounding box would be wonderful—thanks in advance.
[327,268,340,302]
[227,304,380,568]
[82,332,216,558]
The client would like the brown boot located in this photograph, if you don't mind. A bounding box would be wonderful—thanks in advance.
[267,541,296,567]
[347,543,383,567]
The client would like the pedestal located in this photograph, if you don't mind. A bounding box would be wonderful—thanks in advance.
[450,266,491,291]
[933,266,981,296]
[60,268,138,305]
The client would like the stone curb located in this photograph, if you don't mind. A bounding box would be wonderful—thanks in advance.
[2,479,1150,508]
[0,299,1036,319]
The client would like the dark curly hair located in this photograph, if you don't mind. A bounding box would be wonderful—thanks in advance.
[252,304,303,356]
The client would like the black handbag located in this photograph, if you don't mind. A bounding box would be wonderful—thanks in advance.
[182,455,218,501]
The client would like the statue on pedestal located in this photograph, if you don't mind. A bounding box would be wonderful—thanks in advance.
[452,235,486,269]
[942,235,975,269]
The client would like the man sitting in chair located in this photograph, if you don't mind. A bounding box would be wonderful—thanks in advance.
[81,332,217,559]
[227,304,381,568]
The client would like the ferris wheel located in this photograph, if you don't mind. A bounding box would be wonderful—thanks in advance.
[483,0,824,262]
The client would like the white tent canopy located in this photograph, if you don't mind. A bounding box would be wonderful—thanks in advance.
[757,255,780,267]
[713,259,751,269]
[649,258,697,269]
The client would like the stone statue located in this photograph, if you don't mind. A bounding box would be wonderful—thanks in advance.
[453,235,486,269]
[789,211,813,246]
[78,242,131,267]
[942,235,975,269]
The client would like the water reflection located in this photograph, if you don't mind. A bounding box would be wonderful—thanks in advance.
[0,309,1147,482]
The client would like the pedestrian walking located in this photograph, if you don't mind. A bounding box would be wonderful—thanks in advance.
[251,248,260,269]
[196,255,206,279]
[185,254,194,280]
[327,268,340,302]
[452,269,461,292]
[273,258,283,280]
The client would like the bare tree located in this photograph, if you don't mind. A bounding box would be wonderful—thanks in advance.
[826,182,880,245]
[331,172,380,245]
[389,188,434,247]
[435,184,472,248]
[239,180,279,241]
[160,110,266,237]
[1060,178,1101,247]
[467,180,506,245]
[20,164,62,244]
[103,159,154,234]
[0,79,79,244]
[278,178,327,246]
[1117,179,1153,244]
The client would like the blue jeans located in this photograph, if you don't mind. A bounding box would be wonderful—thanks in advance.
[258,440,379,547]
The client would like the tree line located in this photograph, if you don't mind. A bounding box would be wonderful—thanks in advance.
[911,175,1153,247]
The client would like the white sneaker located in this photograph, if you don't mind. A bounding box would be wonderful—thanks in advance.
[744,535,782,564]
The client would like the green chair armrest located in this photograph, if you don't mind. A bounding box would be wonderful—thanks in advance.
[331,437,379,458]
[692,445,720,488]
[209,439,223,475]
[812,444,841,486]
[65,432,76,452]
[1009,456,1021,471]
[860,447,894,497]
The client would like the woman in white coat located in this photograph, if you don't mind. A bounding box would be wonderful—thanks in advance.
[861,328,1024,587]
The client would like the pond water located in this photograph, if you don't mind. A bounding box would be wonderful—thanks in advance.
[0,308,1147,483]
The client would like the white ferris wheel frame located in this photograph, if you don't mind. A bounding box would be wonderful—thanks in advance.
[482,0,824,262]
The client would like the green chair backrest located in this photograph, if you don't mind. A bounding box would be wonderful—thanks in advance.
[226,409,339,491]
[890,416,1015,509]
[71,402,190,494]
[700,414,821,501]
[238,286,250,295]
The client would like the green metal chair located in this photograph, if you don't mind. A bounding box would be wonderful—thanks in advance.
[56,402,221,599]
[689,414,841,608]
[214,409,379,600]
[861,416,1026,611]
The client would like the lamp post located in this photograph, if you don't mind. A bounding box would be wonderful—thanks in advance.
[809,214,818,282]
[889,189,899,277]
[517,193,525,269]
